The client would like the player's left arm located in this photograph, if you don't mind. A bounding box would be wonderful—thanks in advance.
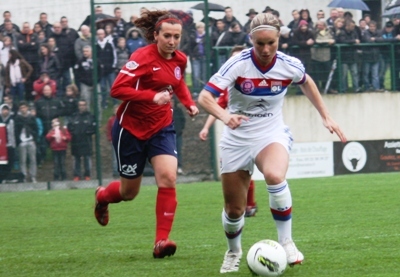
[299,74,347,143]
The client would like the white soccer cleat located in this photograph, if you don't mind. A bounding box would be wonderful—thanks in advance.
[281,240,304,266]
[220,250,242,273]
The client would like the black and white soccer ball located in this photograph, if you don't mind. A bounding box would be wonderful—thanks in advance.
[247,239,287,276]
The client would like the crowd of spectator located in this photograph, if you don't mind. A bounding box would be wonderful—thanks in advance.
[0,4,400,183]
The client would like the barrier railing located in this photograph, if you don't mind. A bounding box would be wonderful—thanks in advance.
[212,42,400,92]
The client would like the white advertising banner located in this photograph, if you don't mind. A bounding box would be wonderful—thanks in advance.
[252,142,334,180]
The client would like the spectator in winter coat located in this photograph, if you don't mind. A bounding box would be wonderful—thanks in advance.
[74,25,91,61]
[189,22,207,94]
[376,21,400,89]
[39,43,61,82]
[310,19,337,93]
[74,45,99,108]
[14,101,38,183]
[291,20,315,73]
[46,117,71,180]
[115,37,130,72]
[1,19,19,47]
[60,84,79,125]
[36,12,53,39]
[336,20,361,92]
[32,70,57,101]
[16,22,40,100]
[67,99,96,181]
[0,36,16,67]
[125,27,146,55]
[222,6,243,31]
[49,21,78,96]
[4,49,33,104]
[34,84,64,138]
[96,28,117,109]
[360,21,382,91]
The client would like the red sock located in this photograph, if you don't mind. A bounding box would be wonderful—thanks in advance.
[247,180,256,206]
[97,180,123,204]
[155,187,177,243]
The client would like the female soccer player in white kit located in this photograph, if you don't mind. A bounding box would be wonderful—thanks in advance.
[198,13,347,273]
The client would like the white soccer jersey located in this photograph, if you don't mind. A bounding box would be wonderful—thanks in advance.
[205,48,306,141]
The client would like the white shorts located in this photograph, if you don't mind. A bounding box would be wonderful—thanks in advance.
[219,126,293,174]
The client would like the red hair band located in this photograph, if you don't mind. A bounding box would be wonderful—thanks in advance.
[155,18,182,29]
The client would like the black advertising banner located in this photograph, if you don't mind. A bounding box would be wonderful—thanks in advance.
[334,140,400,175]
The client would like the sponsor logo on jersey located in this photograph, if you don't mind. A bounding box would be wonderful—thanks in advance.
[238,110,273,117]
[247,99,270,112]
[153,67,161,71]
[271,81,282,93]
[240,79,255,94]
[121,164,138,176]
[174,66,181,80]
[125,61,139,70]
[259,79,268,86]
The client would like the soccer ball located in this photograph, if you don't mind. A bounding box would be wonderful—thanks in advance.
[246,239,287,276]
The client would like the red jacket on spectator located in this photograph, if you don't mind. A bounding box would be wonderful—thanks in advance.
[45,126,71,151]
[33,74,57,101]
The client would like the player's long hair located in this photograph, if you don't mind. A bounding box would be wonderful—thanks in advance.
[250,13,281,32]
[134,10,182,43]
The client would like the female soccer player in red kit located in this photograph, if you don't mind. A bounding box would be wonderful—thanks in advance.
[94,10,199,259]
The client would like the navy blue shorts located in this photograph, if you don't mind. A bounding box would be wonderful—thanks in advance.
[112,121,177,179]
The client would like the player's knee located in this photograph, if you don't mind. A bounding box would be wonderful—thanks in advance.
[158,171,177,187]
[225,205,245,219]
[264,172,285,185]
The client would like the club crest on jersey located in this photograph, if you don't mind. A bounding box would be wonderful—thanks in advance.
[271,81,282,93]
[174,66,181,80]
[240,79,255,94]
[125,61,139,70]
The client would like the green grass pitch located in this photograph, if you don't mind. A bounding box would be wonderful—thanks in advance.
[1,173,400,277]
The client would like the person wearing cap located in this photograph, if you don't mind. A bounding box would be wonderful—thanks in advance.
[222,6,243,31]
[262,6,274,13]
[32,70,57,101]
[244,9,258,34]
[376,21,400,89]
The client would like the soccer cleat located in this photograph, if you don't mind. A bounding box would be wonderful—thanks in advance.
[153,239,177,258]
[73,177,80,181]
[281,240,304,266]
[245,205,257,217]
[94,187,109,226]
[220,250,242,273]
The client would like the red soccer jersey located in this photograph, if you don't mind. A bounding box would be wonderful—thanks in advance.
[111,43,195,140]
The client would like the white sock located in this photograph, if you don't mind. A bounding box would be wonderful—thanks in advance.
[267,180,293,244]
[221,209,244,253]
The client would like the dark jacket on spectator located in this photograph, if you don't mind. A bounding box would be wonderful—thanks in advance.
[67,110,96,156]
[96,40,116,76]
[336,28,360,63]
[74,57,99,86]
[14,111,38,146]
[16,32,40,65]
[39,53,61,80]
[361,29,381,63]
[49,31,77,70]
[34,95,64,134]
